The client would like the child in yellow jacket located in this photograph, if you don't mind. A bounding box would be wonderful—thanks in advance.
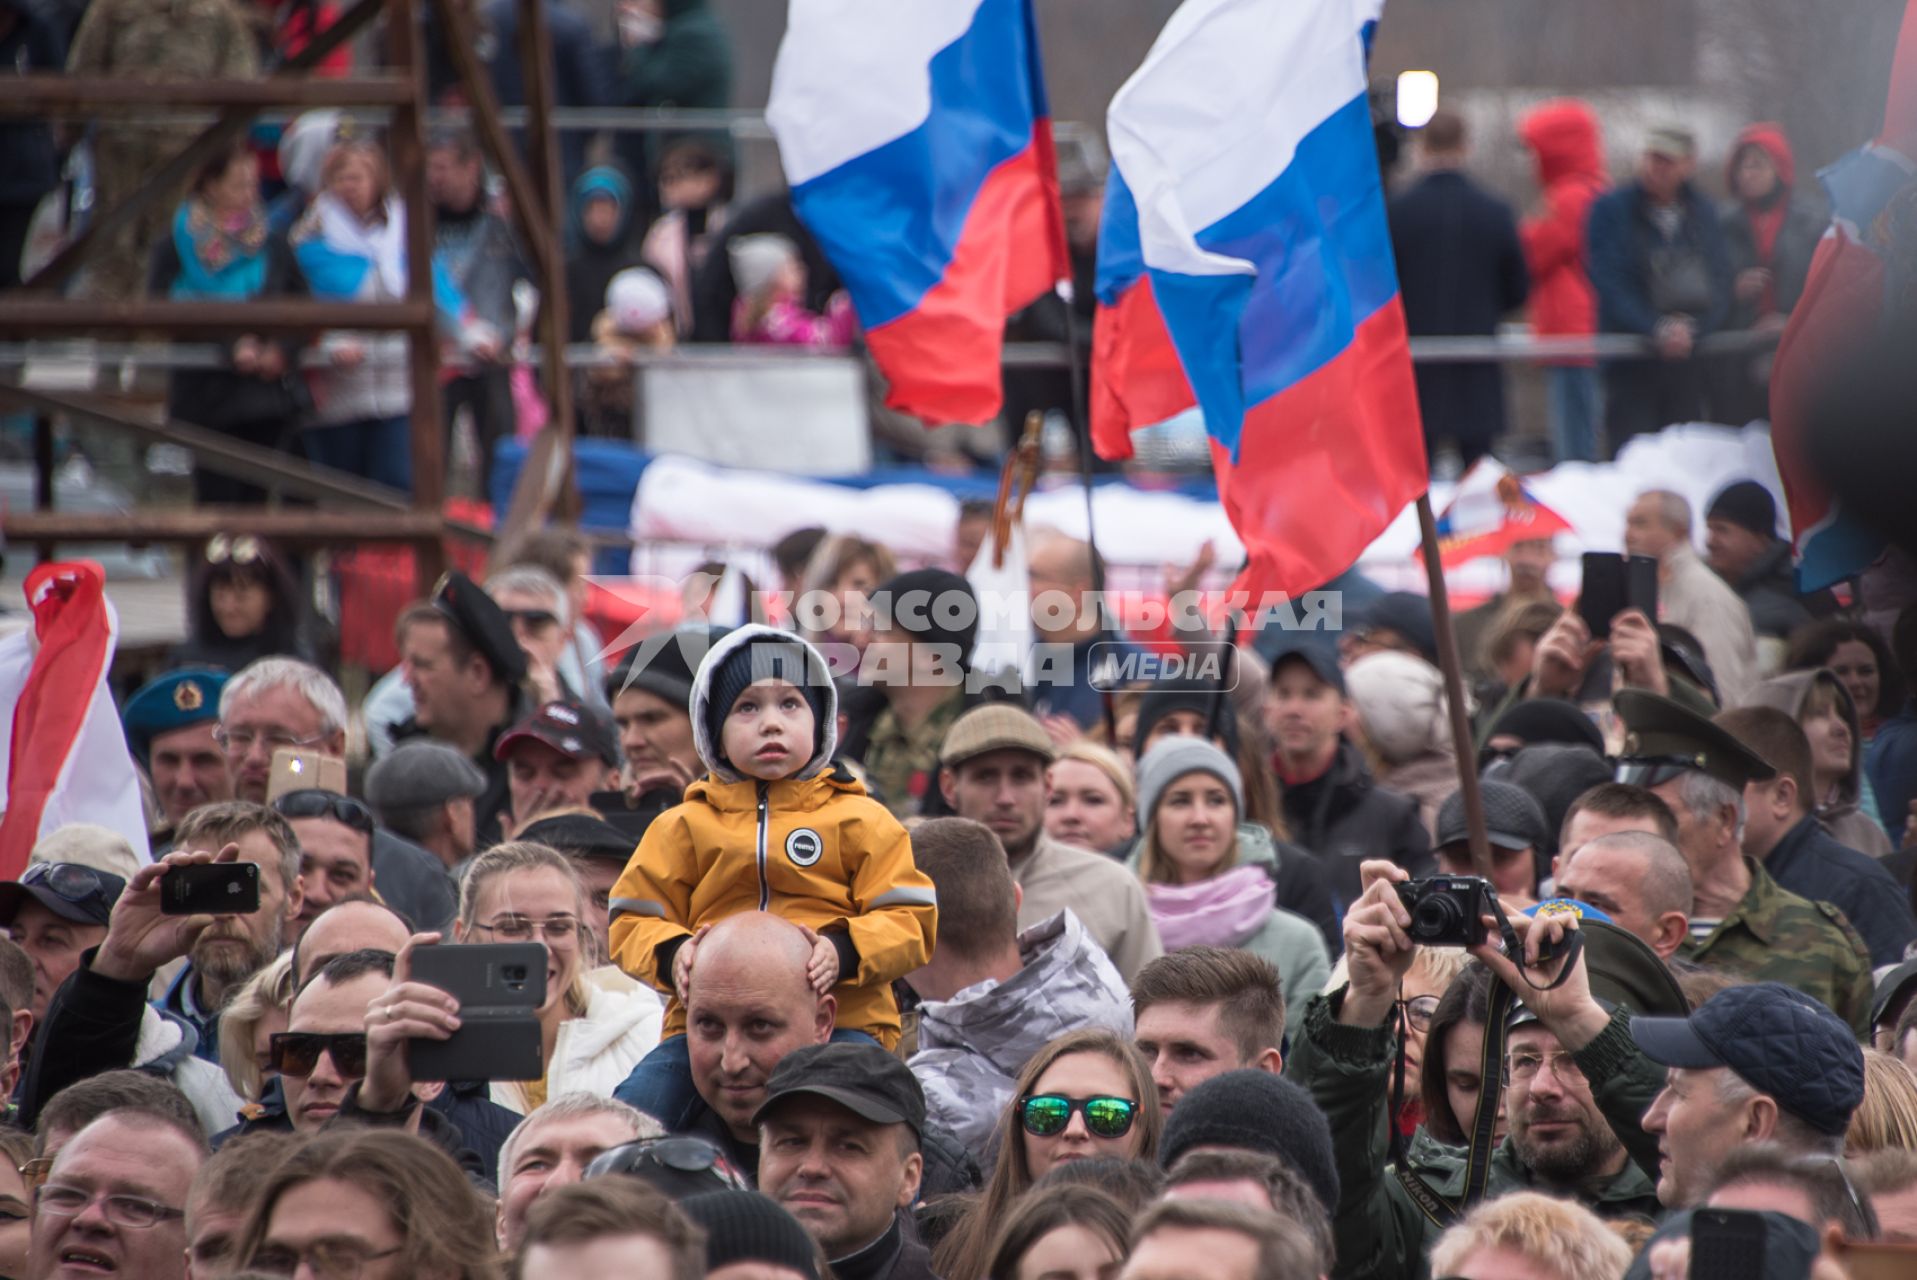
[607,624,937,1127]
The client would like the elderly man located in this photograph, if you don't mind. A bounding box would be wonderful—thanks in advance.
[1715,705,1916,965]
[904,818,1131,1160]
[495,1093,662,1252]
[25,1109,206,1280]
[0,827,132,1025]
[1554,829,1693,960]
[495,699,620,837]
[122,669,231,838]
[937,704,1161,980]
[1622,490,1757,704]
[756,1043,935,1280]
[363,741,487,872]
[220,657,455,931]
[1615,690,1874,1031]
[391,572,531,847]
[1633,982,1865,1208]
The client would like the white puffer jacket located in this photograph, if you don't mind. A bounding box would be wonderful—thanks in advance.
[489,966,664,1115]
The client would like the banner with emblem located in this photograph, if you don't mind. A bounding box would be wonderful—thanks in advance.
[0,563,150,877]
[1424,458,1573,571]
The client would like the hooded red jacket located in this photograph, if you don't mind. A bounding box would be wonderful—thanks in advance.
[1518,100,1608,350]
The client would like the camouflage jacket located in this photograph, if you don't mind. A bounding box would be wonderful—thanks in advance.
[1680,857,1874,1037]
[67,0,256,90]
[859,687,967,819]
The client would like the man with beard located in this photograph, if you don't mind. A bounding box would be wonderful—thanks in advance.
[122,670,232,846]
[1287,860,1682,1278]
[151,803,303,1062]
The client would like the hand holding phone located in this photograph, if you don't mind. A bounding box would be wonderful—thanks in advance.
[91,843,246,987]
[160,863,260,917]
[358,931,461,1112]
[404,939,546,1083]
[1576,552,1659,639]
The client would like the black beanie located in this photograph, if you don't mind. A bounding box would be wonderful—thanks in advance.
[1133,682,1240,756]
[1159,1070,1339,1217]
[1706,480,1778,539]
[1486,698,1605,755]
[874,568,979,656]
[681,1190,820,1280]
[705,635,831,768]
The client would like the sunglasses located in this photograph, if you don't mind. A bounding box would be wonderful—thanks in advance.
[507,609,560,629]
[18,861,124,908]
[1018,1094,1139,1140]
[269,1031,369,1079]
[272,790,375,837]
[206,534,264,567]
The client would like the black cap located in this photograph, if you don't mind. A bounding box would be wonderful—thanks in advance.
[872,568,979,655]
[1631,982,1864,1137]
[681,1192,820,1280]
[609,625,727,711]
[0,861,126,927]
[1485,699,1605,755]
[1506,917,1688,1031]
[752,1042,927,1134]
[495,700,621,767]
[1613,689,1776,789]
[589,786,678,843]
[1706,480,1780,539]
[1133,680,1239,755]
[1871,957,1917,1034]
[1267,639,1346,695]
[432,571,528,686]
[1353,592,1438,665]
[1436,780,1548,851]
[517,811,636,862]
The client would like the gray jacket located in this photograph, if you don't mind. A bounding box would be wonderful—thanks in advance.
[909,910,1133,1163]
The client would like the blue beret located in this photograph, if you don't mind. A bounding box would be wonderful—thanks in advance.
[123,669,227,763]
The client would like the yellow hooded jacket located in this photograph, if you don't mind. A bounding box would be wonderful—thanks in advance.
[607,625,937,1048]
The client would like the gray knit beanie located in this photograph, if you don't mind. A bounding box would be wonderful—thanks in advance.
[1135,737,1243,823]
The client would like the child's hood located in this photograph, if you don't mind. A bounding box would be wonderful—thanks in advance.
[689,623,841,784]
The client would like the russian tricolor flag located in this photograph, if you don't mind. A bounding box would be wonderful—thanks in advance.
[767,0,1069,427]
[1092,0,1426,599]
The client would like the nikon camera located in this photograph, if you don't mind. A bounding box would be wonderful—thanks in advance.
[1394,875,1496,948]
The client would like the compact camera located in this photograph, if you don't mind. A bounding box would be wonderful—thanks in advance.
[1394,875,1496,947]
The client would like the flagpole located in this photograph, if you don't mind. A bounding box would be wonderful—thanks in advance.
[1060,291,1120,747]
[1415,492,1494,881]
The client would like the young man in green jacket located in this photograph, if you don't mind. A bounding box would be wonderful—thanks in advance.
[1285,861,1684,1280]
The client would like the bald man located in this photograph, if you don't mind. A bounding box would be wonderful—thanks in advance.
[619,913,835,1177]
[1026,532,1143,730]
[1555,830,1694,960]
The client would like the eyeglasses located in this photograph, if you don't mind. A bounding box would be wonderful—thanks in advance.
[469,915,580,944]
[1506,1049,1587,1085]
[1398,994,1441,1033]
[249,1241,403,1279]
[506,609,560,630]
[1018,1094,1139,1140]
[206,534,264,566]
[214,725,329,757]
[1830,1155,1869,1230]
[34,1183,184,1228]
[17,1159,50,1194]
[269,1031,369,1079]
[272,790,376,837]
[17,861,124,911]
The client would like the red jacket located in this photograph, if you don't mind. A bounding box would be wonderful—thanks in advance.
[1518,100,1607,351]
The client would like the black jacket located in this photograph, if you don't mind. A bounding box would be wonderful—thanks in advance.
[147,230,310,433]
[1587,180,1734,337]
[1279,740,1434,917]
[1764,813,1917,967]
[211,1081,514,1191]
[1733,540,1836,641]
[1721,194,1823,330]
[1387,169,1529,453]
[0,0,65,207]
[688,194,841,343]
[833,1217,938,1280]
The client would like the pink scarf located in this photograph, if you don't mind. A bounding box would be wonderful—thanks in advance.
[1146,864,1277,952]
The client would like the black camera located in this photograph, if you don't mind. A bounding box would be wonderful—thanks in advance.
[1395,875,1496,947]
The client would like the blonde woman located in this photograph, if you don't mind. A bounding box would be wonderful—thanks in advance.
[1046,741,1136,854]
[217,951,297,1112]
[464,842,663,1113]
[1430,1191,1632,1280]
[1848,1048,1917,1155]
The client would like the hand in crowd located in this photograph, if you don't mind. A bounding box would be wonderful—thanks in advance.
[797,923,839,995]
[526,650,565,706]
[624,755,697,801]
[1530,610,1601,699]
[1469,904,1612,1053]
[231,335,262,374]
[359,932,459,1114]
[1162,538,1218,607]
[1607,608,1668,696]
[1338,860,1420,1027]
[1038,711,1084,750]
[672,922,712,999]
[91,842,242,985]
[1653,315,1696,360]
[329,339,365,370]
[1734,266,1772,304]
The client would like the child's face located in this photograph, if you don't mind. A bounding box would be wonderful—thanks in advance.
[722,678,816,780]
[581,195,620,245]
[772,257,807,299]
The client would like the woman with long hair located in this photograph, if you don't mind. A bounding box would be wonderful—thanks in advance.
[1126,738,1330,1011]
[217,950,297,1109]
[450,841,663,1113]
[172,534,312,672]
[933,1029,1160,1280]
[1787,619,1904,743]
[986,1183,1132,1280]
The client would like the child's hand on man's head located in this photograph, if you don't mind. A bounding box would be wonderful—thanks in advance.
[797,924,838,994]
[673,923,712,998]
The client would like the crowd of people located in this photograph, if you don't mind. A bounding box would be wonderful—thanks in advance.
[0,467,1899,1278]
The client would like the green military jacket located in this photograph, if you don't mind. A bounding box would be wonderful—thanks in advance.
[1285,990,1667,1280]
[1680,857,1874,1037]
[860,687,968,819]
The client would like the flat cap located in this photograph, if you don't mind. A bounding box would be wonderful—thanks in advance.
[1437,780,1548,851]
[939,703,1055,767]
[364,740,488,813]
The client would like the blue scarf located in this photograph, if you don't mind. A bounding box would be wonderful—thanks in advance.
[169,202,268,300]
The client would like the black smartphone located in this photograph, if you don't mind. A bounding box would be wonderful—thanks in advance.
[406,943,547,1082]
[160,863,261,916]
[1577,552,1660,638]
[1689,1208,1769,1280]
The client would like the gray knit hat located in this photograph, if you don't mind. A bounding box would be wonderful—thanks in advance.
[1135,737,1243,823]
